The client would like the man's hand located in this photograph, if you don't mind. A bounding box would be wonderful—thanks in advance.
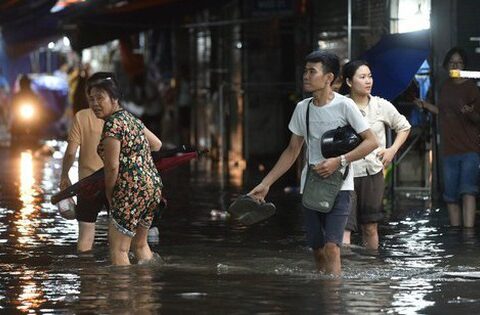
[247,183,270,202]
[314,157,341,178]
[59,176,72,190]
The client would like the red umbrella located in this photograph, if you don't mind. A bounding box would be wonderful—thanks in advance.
[154,150,203,171]
[51,146,207,204]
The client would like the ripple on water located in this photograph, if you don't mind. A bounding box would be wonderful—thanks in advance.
[1,145,480,314]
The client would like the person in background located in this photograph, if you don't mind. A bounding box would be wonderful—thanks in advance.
[10,74,46,143]
[415,47,480,228]
[72,64,91,115]
[0,67,10,127]
[177,65,192,145]
[248,51,378,275]
[86,72,163,265]
[340,60,411,250]
[60,107,106,253]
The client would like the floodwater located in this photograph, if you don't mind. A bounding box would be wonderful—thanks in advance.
[1,142,480,314]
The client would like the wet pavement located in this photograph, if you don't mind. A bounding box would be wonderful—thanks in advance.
[1,142,480,314]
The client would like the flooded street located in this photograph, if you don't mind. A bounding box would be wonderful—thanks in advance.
[1,142,480,314]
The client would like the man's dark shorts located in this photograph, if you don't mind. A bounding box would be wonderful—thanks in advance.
[75,193,108,223]
[303,190,353,250]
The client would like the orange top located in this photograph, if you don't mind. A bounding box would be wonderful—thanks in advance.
[68,109,104,179]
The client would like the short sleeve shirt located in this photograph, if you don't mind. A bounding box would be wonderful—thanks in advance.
[438,79,480,155]
[97,110,163,213]
[68,109,104,179]
[288,93,369,191]
[351,95,411,177]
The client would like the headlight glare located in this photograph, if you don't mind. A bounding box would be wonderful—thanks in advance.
[19,103,35,120]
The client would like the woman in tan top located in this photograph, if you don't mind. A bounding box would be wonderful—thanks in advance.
[340,60,411,250]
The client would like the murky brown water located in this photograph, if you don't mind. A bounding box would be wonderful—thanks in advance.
[1,142,480,314]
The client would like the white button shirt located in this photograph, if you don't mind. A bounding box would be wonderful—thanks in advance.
[351,95,411,177]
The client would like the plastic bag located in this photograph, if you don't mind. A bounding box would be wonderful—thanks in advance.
[57,197,76,220]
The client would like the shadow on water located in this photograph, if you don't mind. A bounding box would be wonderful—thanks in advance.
[1,142,480,313]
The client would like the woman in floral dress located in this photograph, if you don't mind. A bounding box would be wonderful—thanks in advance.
[86,72,163,265]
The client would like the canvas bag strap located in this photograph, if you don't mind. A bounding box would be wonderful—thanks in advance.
[306,99,311,165]
[305,98,349,180]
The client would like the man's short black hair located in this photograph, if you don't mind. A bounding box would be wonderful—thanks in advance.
[305,50,340,81]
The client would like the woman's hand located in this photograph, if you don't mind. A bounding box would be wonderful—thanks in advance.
[413,98,424,109]
[413,98,439,114]
[377,148,396,167]
[248,183,270,202]
[460,103,474,114]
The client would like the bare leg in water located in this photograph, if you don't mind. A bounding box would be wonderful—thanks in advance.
[463,194,476,228]
[447,203,461,227]
[131,225,154,263]
[77,221,96,253]
[343,230,351,245]
[361,223,379,250]
[108,222,132,266]
[313,242,341,276]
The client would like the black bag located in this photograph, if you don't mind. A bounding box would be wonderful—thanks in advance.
[321,125,362,158]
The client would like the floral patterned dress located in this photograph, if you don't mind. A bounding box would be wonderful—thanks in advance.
[97,110,163,237]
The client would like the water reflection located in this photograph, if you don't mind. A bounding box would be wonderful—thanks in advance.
[74,266,161,314]
[391,278,435,314]
[16,151,38,246]
[1,144,480,313]
[17,271,46,313]
[19,151,35,207]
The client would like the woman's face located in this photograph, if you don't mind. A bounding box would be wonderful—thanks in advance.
[447,52,465,71]
[349,65,373,96]
[88,87,118,119]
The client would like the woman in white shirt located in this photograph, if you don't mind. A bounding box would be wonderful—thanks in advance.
[341,60,411,250]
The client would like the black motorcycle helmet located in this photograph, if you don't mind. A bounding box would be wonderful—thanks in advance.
[321,125,362,158]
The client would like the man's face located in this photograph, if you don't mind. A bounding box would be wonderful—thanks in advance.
[303,62,332,93]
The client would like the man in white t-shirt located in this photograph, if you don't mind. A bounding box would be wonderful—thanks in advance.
[248,51,378,275]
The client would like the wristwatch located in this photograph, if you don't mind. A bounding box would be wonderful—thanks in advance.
[340,154,347,167]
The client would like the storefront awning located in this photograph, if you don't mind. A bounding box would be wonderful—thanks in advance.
[0,0,211,56]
